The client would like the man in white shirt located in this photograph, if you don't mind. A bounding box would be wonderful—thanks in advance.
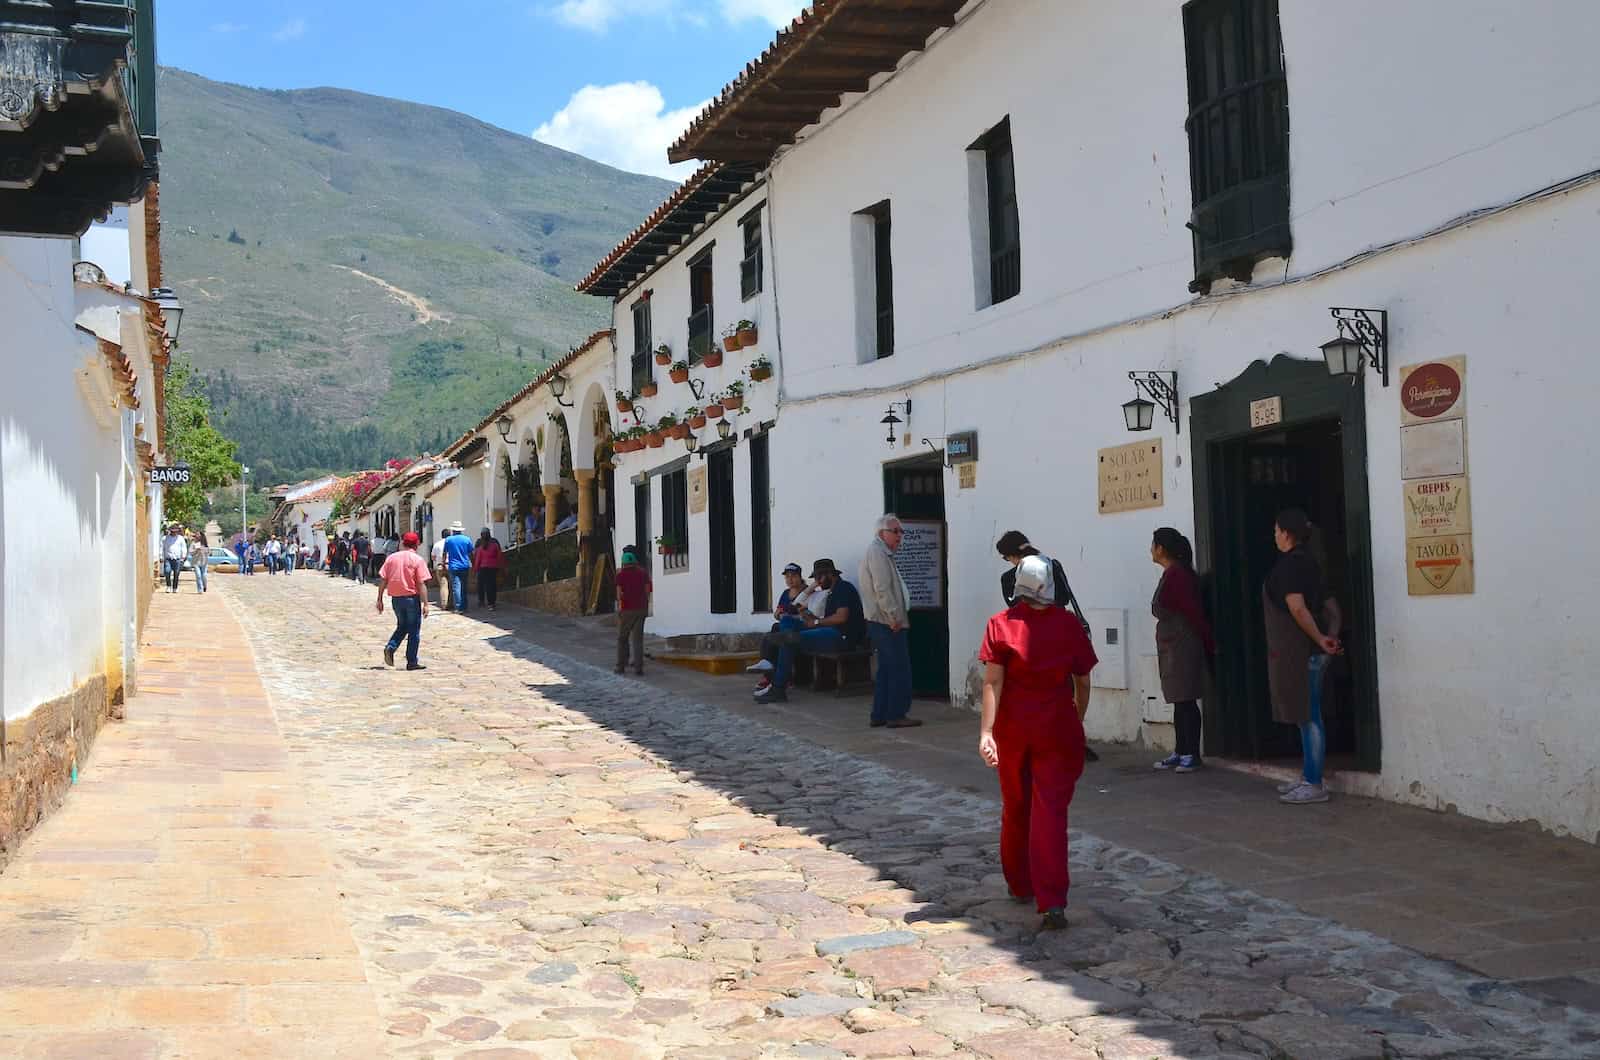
[160,525,188,593]
[430,534,451,611]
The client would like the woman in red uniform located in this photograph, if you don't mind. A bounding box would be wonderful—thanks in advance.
[978,554,1098,931]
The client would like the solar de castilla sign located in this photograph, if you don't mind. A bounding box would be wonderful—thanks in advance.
[149,466,192,485]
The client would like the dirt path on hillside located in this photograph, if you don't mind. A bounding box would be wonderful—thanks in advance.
[328,265,450,324]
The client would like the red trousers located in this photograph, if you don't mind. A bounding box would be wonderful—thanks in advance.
[995,725,1084,912]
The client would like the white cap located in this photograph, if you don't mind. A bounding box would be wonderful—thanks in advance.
[1013,555,1055,604]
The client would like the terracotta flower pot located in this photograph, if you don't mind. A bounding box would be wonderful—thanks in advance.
[668,423,690,439]
[737,327,757,348]
[701,351,724,369]
[703,402,724,419]
[646,432,665,448]
[749,365,772,382]
[654,351,671,366]
[669,368,689,383]
[722,335,741,353]
[722,394,744,411]
[688,414,707,430]
[616,399,633,413]
[638,383,658,398]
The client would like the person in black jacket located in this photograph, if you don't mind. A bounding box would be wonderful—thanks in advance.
[995,530,1100,762]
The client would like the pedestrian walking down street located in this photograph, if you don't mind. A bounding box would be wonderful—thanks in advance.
[244,541,259,576]
[431,533,451,611]
[282,537,296,575]
[978,555,1098,932]
[1150,528,1214,773]
[859,514,920,728]
[996,530,1099,762]
[614,547,652,675]
[234,537,247,575]
[352,532,370,585]
[160,525,187,593]
[265,535,281,575]
[472,528,503,611]
[190,532,209,593]
[1264,508,1343,805]
[377,531,431,671]
[442,521,474,614]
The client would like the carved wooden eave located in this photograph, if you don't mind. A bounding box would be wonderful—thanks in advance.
[668,0,968,166]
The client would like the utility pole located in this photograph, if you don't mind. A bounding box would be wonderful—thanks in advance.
[240,465,250,541]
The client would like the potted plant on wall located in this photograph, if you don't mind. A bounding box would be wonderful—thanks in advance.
[685,405,706,430]
[736,319,758,348]
[644,425,666,448]
[638,379,658,398]
[654,343,672,366]
[658,412,688,440]
[615,389,634,414]
[702,396,724,419]
[719,379,746,412]
[655,534,679,556]
[748,355,772,383]
[721,324,741,354]
[669,359,690,384]
[701,345,724,369]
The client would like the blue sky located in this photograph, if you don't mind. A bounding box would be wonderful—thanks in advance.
[155,1,808,179]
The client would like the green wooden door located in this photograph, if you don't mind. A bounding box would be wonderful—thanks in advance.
[883,459,948,697]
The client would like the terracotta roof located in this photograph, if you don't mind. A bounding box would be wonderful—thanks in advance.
[289,481,341,504]
[443,329,615,454]
[97,337,139,408]
[668,0,966,165]
[576,166,759,297]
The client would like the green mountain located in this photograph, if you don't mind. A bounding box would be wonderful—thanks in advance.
[156,67,671,483]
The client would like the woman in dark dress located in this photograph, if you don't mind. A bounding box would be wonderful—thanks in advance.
[1263,509,1342,804]
[1150,528,1213,773]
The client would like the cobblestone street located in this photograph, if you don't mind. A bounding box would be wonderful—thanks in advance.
[3,573,1599,1058]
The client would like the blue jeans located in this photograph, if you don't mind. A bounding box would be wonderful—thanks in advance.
[386,595,422,667]
[868,622,913,723]
[283,552,295,574]
[774,627,843,689]
[163,557,183,591]
[193,564,208,592]
[449,569,470,612]
[1300,654,1329,786]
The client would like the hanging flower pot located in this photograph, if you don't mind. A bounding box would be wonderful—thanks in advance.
[749,364,772,383]
[703,402,724,419]
[668,422,690,440]
[702,350,724,369]
[688,413,707,430]
[668,362,689,384]
[736,321,758,347]
[722,392,744,412]
[616,397,633,413]
[645,431,666,448]
[638,382,658,398]
[722,334,741,353]
[654,346,672,366]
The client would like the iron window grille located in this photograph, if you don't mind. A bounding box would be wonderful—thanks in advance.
[982,119,1021,305]
[662,468,689,571]
[631,299,653,394]
[741,214,763,300]
[1183,0,1291,293]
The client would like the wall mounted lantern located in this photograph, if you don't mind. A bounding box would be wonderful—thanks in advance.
[495,415,514,442]
[150,287,184,342]
[1320,307,1389,386]
[716,417,733,442]
[1123,371,1179,433]
[880,398,911,447]
[548,373,575,407]
[684,431,700,455]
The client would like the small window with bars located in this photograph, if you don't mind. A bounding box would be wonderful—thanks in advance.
[740,211,763,301]
[630,299,652,394]
[980,118,1021,305]
[660,468,689,571]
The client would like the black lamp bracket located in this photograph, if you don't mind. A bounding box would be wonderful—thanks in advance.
[920,437,953,469]
[1129,371,1180,434]
[1329,307,1389,387]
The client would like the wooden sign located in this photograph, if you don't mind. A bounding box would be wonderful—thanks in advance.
[1407,534,1474,596]
[1098,439,1163,514]
[1400,357,1466,426]
[688,465,707,515]
[893,520,945,610]
[957,462,976,490]
[1402,476,1471,537]
[1250,396,1283,429]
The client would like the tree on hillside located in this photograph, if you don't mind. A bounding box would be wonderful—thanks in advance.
[162,355,242,526]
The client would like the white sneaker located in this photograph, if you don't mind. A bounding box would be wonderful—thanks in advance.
[1279,782,1329,804]
[1276,777,1307,794]
[746,659,774,673]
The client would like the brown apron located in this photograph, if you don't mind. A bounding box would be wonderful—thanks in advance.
[1153,579,1206,703]
[1262,585,1312,724]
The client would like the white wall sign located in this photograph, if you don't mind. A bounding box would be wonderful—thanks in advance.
[1400,419,1466,479]
[893,520,944,610]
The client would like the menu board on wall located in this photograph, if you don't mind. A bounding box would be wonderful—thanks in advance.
[893,520,944,610]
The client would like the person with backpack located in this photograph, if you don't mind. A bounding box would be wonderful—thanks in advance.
[1149,528,1214,773]
[995,530,1099,762]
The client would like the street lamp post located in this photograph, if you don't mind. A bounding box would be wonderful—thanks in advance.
[240,466,250,541]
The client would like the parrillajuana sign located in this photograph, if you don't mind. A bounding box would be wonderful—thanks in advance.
[1400,357,1465,424]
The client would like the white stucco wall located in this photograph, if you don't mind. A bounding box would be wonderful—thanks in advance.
[79,206,133,289]
[1,237,128,721]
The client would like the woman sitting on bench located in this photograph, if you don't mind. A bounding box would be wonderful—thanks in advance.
[754,559,862,705]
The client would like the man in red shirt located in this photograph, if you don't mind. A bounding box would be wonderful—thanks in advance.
[978,555,1099,931]
[614,547,652,675]
[377,532,431,670]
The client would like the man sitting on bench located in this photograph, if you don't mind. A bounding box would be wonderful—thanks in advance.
[755,558,863,704]
[748,562,828,693]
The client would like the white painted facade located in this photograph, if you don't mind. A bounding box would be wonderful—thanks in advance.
[1,228,165,728]
[576,0,1600,838]
[602,196,781,632]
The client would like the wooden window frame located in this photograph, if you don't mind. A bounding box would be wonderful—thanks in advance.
[740,208,763,301]
[978,118,1021,305]
[630,297,652,394]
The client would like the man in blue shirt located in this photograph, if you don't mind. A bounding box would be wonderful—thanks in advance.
[442,520,475,614]
[756,559,864,705]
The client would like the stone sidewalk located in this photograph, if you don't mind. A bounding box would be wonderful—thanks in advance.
[470,594,1600,998]
[0,586,386,1058]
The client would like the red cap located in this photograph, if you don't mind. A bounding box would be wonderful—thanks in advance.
[401,532,421,547]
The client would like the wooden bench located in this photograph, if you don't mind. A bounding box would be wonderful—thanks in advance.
[792,645,874,698]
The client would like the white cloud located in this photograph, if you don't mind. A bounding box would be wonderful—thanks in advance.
[210,21,249,34]
[533,81,708,180]
[718,0,805,28]
[548,0,677,33]
[272,18,307,42]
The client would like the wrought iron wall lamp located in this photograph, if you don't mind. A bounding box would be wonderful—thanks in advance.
[1320,308,1389,387]
[1123,371,1180,433]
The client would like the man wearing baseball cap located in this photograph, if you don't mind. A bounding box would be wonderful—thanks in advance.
[747,562,821,691]
[756,559,864,705]
[377,531,431,670]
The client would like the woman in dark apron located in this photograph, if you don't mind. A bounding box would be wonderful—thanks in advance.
[1150,528,1213,773]
[1263,508,1343,804]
